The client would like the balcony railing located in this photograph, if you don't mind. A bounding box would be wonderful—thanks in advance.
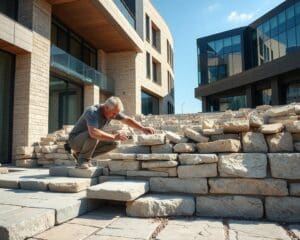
[50,45,114,93]
[114,0,136,29]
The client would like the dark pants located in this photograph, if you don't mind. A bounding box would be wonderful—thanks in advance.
[69,131,118,162]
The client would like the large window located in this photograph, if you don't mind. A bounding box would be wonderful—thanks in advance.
[146,14,150,41]
[0,0,17,20]
[152,58,161,84]
[206,34,242,83]
[49,76,83,133]
[286,82,300,103]
[146,52,151,78]
[51,20,97,69]
[114,0,136,29]
[142,91,159,115]
[256,1,300,65]
[0,50,14,163]
[219,95,247,111]
[152,22,161,52]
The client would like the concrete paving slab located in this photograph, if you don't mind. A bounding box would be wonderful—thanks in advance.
[34,223,98,240]
[156,218,225,240]
[68,167,103,178]
[95,217,160,240]
[0,204,21,214]
[87,180,149,201]
[228,220,290,240]
[0,207,55,240]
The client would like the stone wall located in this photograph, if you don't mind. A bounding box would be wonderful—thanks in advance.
[15,103,300,221]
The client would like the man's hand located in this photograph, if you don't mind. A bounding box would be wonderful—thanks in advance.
[142,127,155,134]
[114,132,128,141]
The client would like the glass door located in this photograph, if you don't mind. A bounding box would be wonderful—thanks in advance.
[49,76,83,133]
[0,50,14,164]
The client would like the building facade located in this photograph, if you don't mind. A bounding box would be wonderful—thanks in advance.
[195,0,300,112]
[0,0,174,164]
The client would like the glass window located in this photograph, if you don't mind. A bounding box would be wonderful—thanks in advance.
[278,11,286,33]
[263,21,270,37]
[146,14,150,41]
[142,91,159,115]
[208,66,218,83]
[278,31,287,57]
[69,35,81,60]
[296,1,300,24]
[57,27,68,52]
[287,27,297,52]
[51,24,58,46]
[257,88,272,105]
[223,37,232,54]
[286,6,295,29]
[270,16,278,37]
[286,82,300,104]
[215,39,223,56]
[146,52,151,78]
[232,35,241,52]
[207,41,216,56]
[0,0,17,20]
[219,95,247,111]
[297,24,300,47]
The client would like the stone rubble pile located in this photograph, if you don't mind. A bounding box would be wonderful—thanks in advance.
[11,103,300,221]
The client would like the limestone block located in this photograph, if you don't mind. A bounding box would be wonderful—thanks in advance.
[268,115,298,124]
[148,167,177,177]
[54,159,76,166]
[108,161,140,172]
[87,180,149,201]
[42,145,58,153]
[165,131,188,143]
[209,178,288,196]
[293,133,300,141]
[98,175,125,183]
[15,146,34,155]
[109,144,150,154]
[16,159,37,168]
[202,128,223,135]
[107,153,136,160]
[295,142,300,151]
[196,196,263,219]
[151,144,173,153]
[222,120,250,132]
[210,134,240,141]
[184,128,209,143]
[256,104,272,111]
[142,160,178,169]
[197,139,241,153]
[19,179,49,191]
[136,134,165,145]
[15,154,36,160]
[178,154,218,165]
[127,170,168,177]
[265,105,295,117]
[242,132,268,153]
[0,168,9,174]
[266,132,294,152]
[260,123,284,134]
[202,119,215,129]
[126,194,195,217]
[150,177,208,194]
[290,183,300,196]
[285,121,300,133]
[68,167,103,178]
[268,153,300,179]
[218,153,267,178]
[49,166,73,176]
[296,104,300,114]
[178,164,217,178]
[249,113,264,127]
[173,143,196,153]
[49,178,96,193]
[137,153,177,161]
[266,197,300,222]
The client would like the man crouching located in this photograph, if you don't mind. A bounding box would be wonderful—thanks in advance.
[69,96,155,169]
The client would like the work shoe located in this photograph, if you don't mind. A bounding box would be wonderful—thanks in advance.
[77,162,90,169]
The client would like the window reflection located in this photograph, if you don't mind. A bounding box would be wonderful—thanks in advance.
[142,91,159,115]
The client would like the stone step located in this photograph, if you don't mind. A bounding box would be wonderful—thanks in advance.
[0,206,55,240]
[87,180,149,201]
[49,166,103,178]
[126,193,195,217]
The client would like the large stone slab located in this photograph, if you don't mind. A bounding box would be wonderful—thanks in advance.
[156,219,225,240]
[266,197,300,222]
[178,154,218,165]
[136,153,177,161]
[285,121,300,133]
[95,217,160,240]
[136,134,165,145]
[165,131,188,143]
[210,133,240,141]
[228,220,290,240]
[196,196,263,219]
[107,153,136,160]
[184,128,209,142]
[0,168,8,174]
[265,105,295,117]
[249,113,264,127]
[68,167,103,178]
[260,123,284,134]
[0,207,55,240]
[151,144,173,153]
[49,166,74,176]
[108,160,140,171]
[127,170,168,177]
[48,177,97,193]
[268,153,300,179]
[126,194,195,217]
[266,132,294,152]
[87,180,149,201]
[148,167,177,177]
[197,139,241,153]
[209,178,288,196]
[202,128,224,135]
[222,120,250,132]
[150,177,208,194]
[290,183,300,196]
[142,160,178,169]
[178,164,217,178]
[19,178,49,191]
[173,143,196,153]
[218,153,267,178]
[242,132,268,153]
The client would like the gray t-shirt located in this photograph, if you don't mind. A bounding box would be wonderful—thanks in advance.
[69,104,125,140]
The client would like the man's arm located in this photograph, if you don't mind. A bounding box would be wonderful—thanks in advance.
[121,116,155,134]
[88,126,127,141]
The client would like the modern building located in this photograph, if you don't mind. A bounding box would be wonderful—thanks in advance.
[0,0,174,164]
[195,0,300,112]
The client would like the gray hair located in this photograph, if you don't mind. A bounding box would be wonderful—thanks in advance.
[104,96,124,112]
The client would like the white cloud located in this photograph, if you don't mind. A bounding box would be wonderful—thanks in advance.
[227,11,254,22]
[207,3,220,12]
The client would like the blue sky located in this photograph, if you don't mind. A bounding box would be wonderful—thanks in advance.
[151,0,285,113]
